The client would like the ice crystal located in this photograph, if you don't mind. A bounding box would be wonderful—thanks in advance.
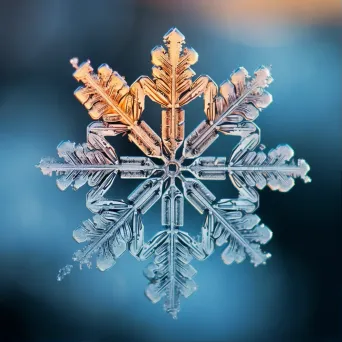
[38,28,311,318]
[57,264,73,281]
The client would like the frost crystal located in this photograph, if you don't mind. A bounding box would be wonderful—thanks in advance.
[57,264,73,281]
[38,28,311,318]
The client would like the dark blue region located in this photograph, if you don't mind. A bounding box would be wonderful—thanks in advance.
[0,1,341,342]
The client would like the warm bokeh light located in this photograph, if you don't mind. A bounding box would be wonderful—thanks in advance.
[145,0,341,25]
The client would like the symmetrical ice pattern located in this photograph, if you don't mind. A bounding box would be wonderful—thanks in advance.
[38,28,311,318]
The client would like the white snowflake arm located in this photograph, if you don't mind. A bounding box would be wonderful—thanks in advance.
[184,145,311,190]
[180,176,271,266]
[73,177,163,269]
[182,66,273,159]
[139,179,205,319]
[37,127,163,191]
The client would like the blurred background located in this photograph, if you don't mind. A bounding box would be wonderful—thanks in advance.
[0,1,341,341]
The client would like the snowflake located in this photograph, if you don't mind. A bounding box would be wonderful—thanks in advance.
[38,28,311,319]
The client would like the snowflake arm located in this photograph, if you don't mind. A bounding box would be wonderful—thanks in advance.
[184,144,311,191]
[180,176,271,266]
[183,119,310,207]
[70,58,165,160]
[37,124,163,192]
[73,177,163,269]
[38,131,119,191]
[139,179,205,318]
[137,28,213,159]
[182,66,273,159]
[229,143,311,192]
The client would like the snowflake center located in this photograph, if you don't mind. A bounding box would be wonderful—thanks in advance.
[165,161,180,177]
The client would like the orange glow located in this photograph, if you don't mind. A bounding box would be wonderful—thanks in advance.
[144,0,341,25]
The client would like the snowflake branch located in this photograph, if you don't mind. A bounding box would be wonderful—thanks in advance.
[180,175,271,266]
[37,126,162,191]
[74,177,164,269]
[137,28,212,159]
[70,58,167,161]
[182,66,273,159]
[139,179,205,318]
[184,144,311,192]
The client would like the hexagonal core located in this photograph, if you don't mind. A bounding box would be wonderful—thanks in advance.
[165,161,180,177]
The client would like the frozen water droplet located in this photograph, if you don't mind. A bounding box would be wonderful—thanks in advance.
[57,264,73,281]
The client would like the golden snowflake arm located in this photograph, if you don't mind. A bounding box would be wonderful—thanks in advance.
[70,58,165,160]
[136,28,212,159]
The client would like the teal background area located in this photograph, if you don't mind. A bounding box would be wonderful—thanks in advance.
[0,1,341,341]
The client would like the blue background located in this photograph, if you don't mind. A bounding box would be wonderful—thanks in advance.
[0,1,341,341]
